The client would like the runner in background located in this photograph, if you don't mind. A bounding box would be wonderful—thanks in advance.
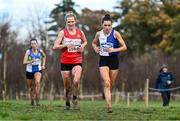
[23,38,46,106]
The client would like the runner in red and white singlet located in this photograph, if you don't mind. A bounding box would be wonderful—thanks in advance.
[53,11,87,110]
[61,28,83,64]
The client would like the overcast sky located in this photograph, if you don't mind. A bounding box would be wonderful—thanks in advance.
[0,0,118,39]
[0,0,117,17]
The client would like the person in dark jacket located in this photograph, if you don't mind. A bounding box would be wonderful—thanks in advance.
[155,64,175,106]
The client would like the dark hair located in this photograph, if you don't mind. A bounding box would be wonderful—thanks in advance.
[29,38,37,49]
[102,14,112,23]
[30,38,37,42]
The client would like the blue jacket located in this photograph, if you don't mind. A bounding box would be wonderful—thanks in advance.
[155,72,175,91]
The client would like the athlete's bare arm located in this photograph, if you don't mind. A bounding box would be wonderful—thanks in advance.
[79,31,87,52]
[23,50,32,65]
[40,49,46,69]
[92,31,100,53]
[107,31,127,53]
[115,31,127,52]
[53,30,66,50]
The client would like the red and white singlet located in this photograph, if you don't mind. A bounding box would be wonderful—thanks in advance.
[60,28,83,64]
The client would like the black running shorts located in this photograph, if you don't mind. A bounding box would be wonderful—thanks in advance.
[61,63,82,71]
[99,55,119,70]
[26,71,42,79]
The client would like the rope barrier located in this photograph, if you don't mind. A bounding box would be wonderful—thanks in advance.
[119,92,144,99]
[149,87,180,92]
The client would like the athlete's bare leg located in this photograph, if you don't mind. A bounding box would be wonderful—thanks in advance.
[72,65,82,110]
[109,69,119,92]
[99,66,112,112]
[34,72,42,105]
[61,71,71,109]
[27,79,35,105]
[72,65,82,97]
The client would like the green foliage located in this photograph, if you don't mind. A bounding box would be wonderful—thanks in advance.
[114,0,180,56]
[172,13,180,52]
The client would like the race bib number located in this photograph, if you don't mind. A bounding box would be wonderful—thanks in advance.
[99,42,113,56]
[32,58,41,65]
[68,45,81,52]
[63,38,81,52]
[100,42,113,52]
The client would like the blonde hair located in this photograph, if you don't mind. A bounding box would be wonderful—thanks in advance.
[65,11,77,21]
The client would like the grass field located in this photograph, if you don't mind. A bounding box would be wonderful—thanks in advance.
[0,100,180,120]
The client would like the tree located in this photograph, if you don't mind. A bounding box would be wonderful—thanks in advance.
[0,21,9,100]
[0,15,21,100]
[114,0,180,56]
[47,0,79,33]
[161,1,180,53]
[80,8,111,41]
